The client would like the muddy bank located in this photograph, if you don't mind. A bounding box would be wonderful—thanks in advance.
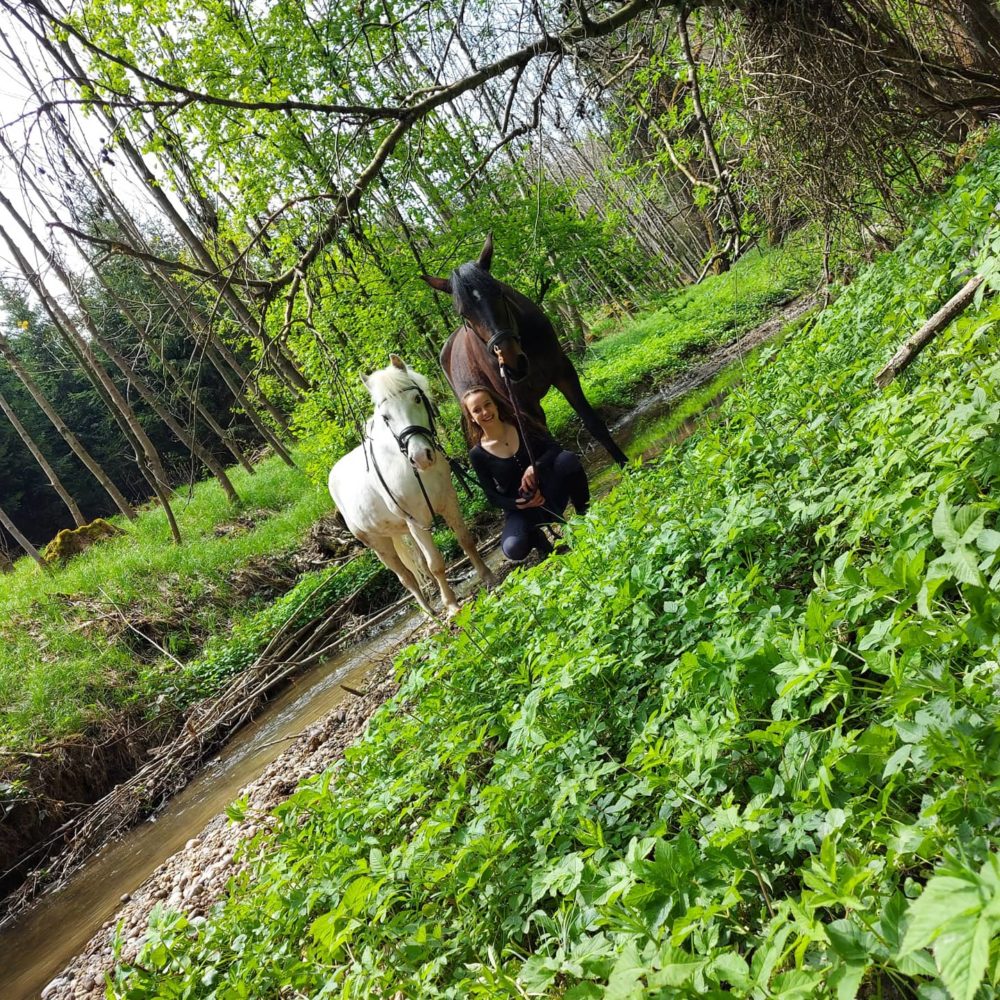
[0,520,387,922]
[0,713,176,900]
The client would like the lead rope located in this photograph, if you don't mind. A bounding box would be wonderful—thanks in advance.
[499,363,538,470]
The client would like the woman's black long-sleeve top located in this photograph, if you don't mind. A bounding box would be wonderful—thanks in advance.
[469,429,562,512]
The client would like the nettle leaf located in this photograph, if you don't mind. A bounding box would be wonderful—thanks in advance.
[826,919,875,964]
[933,498,960,547]
[827,958,866,1000]
[976,528,1000,554]
[709,951,751,990]
[531,852,585,901]
[859,616,895,651]
[564,985,603,1000]
[899,876,982,954]
[898,856,1000,999]
[933,914,991,1000]
[950,546,986,587]
[954,505,986,542]
[603,941,648,999]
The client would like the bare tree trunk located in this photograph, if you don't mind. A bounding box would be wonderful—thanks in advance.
[52,38,308,395]
[5,97,288,460]
[875,275,985,388]
[78,269,243,503]
[0,337,136,520]
[0,502,47,568]
[0,210,182,542]
[141,339,256,474]
[0,389,87,527]
[0,140,244,504]
[0,127,255,475]
[202,339,297,465]
[678,8,742,271]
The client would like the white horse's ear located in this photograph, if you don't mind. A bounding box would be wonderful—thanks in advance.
[421,274,452,294]
[360,372,370,390]
[478,232,494,271]
[389,353,407,371]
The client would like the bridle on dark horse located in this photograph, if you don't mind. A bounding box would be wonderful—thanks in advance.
[364,381,473,524]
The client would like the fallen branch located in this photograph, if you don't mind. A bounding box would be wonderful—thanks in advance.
[874,275,985,388]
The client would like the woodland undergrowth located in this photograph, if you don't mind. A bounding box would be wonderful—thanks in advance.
[0,240,811,758]
[112,133,1000,998]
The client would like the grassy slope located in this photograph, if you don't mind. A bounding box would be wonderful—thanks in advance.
[112,135,1000,998]
[0,240,816,755]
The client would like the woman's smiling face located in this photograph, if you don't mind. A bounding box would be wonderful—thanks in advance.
[465,390,498,428]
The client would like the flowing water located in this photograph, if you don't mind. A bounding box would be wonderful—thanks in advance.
[0,606,428,1000]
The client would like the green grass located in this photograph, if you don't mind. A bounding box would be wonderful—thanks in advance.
[543,237,818,438]
[0,454,326,748]
[110,129,1000,1000]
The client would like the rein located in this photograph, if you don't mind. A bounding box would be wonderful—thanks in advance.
[499,363,538,470]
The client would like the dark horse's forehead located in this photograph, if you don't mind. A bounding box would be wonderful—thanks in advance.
[451,262,502,318]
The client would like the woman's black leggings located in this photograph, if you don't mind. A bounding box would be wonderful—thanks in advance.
[501,450,589,562]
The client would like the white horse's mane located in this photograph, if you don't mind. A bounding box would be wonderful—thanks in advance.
[365,362,432,403]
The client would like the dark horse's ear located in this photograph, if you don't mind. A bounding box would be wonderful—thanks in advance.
[478,232,494,271]
[420,274,452,294]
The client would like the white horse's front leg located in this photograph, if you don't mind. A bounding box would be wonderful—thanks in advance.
[437,489,497,590]
[407,523,460,617]
[359,531,437,619]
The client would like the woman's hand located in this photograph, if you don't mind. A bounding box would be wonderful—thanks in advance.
[520,466,538,493]
[516,490,545,509]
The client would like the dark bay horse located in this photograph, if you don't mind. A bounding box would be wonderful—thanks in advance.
[421,234,628,466]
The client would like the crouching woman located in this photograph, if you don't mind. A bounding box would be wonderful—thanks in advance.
[462,386,589,562]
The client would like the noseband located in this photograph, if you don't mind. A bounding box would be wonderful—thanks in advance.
[473,288,521,359]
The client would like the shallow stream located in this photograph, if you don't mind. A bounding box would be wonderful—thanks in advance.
[0,607,426,999]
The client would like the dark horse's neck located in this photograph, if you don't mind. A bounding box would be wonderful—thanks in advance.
[439,280,628,466]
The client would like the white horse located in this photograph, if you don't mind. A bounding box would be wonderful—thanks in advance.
[328,355,495,618]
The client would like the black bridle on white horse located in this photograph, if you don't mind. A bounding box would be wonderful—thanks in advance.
[364,381,474,524]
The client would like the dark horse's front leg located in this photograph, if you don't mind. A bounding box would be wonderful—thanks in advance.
[552,358,628,467]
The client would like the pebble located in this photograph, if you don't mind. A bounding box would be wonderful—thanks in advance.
[120,892,131,903]
[41,977,71,999]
